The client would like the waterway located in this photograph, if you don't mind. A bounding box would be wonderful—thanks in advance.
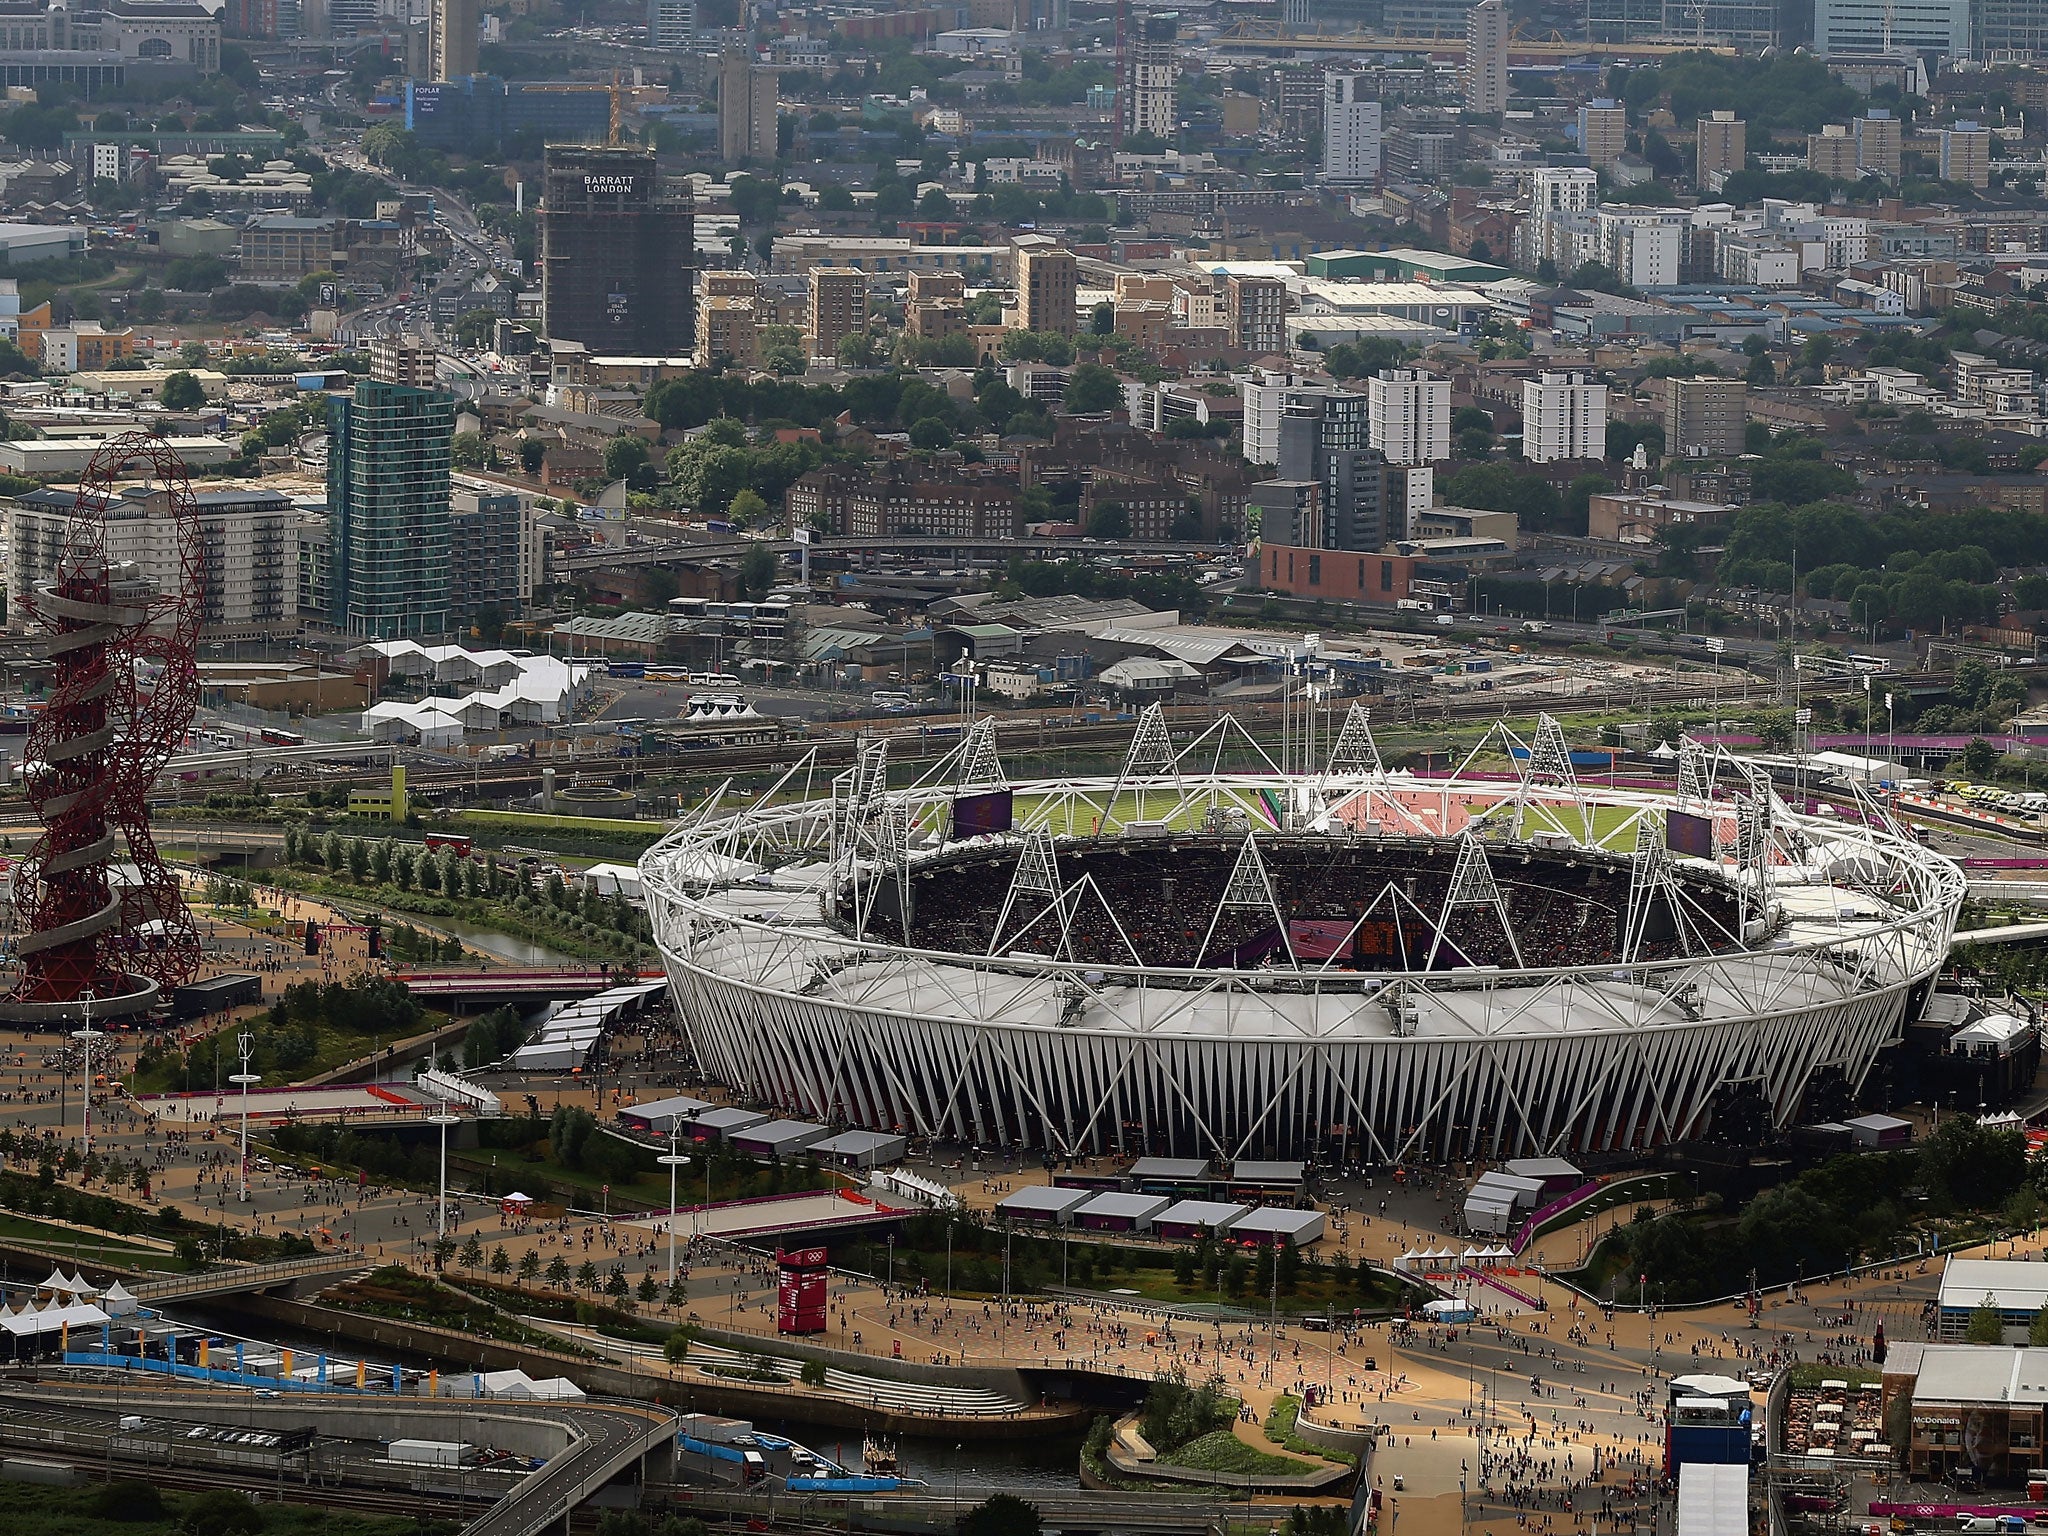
[421,916,581,969]
[771,1417,1083,1490]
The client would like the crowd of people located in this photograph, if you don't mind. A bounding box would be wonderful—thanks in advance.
[877,839,1745,972]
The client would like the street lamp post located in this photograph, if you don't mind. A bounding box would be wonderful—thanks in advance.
[659,1120,691,1285]
[74,991,100,1162]
[429,1109,460,1239]
[229,1033,259,1202]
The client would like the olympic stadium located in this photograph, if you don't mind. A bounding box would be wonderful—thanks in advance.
[639,707,1965,1164]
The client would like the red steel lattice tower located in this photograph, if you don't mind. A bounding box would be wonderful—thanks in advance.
[11,432,204,1013]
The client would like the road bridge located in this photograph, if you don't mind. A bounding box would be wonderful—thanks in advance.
[555,533,1234,574]
[391,968,660,1002]
[0,1378,676,1536]
[131,1254,366,1304]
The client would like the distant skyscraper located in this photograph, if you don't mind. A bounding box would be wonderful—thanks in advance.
[1322,73,1383,183]
[1854,109,1902,178]
[807,268,868,363]
[429,0,476,80]
[647,0,692,46]
[1665,378,1747,459]
[1367,369,1451,467]
[1014,240,1078,336]
[719,53,777,161]
[1464,0,1508,116]
[539,144,696,354]
[1578,98,1627,168]
[1808,124,1857,178]
[1696,110,1746,183]
[1123,12,1177,142]
[1940,121,1991,186]
[1521,373,1608,463]
[328,380,454,640]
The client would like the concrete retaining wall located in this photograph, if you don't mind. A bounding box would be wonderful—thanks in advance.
[1293,1405,1375,1458]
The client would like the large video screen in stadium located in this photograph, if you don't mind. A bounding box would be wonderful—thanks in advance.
[1666,810,1714,859]
[953,789,1015,837]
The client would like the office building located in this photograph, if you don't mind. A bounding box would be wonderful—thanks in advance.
[718,52,777,161]
[1941,121,1991,187]
[450,486,535,623]
[1817,0,1966,56]
[1665,377,1747,459]
[539,144,695,355]
[1464,0,1508,115]
[1014,240,1078,336]
[328,379,455,640]
[1279,392,1390,552]
[698,270,757,367]
[1578,99,1627,168]
[404,77,610,151]
[1322,73,1383,184]
[1696,111,1745,183]
[1521,372,1607,463]
[1809,124,1857,179]
[1124,13,1176,142]
[807,266,867,362]
[430,0,476,80]
[1976,0,2048,56]
[1587,0,1776,47]
[647,0,692,46]
[12,484,295,642]
[1227,275,1287,356]
[1367,368,1451,466]
[1855,110,1902,178]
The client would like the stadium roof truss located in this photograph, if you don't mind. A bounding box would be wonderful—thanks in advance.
[641,717,1964,1163]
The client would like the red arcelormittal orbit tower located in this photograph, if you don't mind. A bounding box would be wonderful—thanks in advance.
[3,431,204,1023]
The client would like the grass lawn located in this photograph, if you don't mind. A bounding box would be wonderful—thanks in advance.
[0,1211,182,1271]
[1786,1363,1880,1390]
[128,1002,456,1094]
[1157,1429,1312,1478]
[0,1482,447,1536]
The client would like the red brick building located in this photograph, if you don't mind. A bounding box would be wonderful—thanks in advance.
[1262,545,1419,602]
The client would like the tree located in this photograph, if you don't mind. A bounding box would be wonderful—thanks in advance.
[546,1254,572,1289]
[1085,501,1130,539]
[909,417,953,451]
[460,1233,485,1270]
[181,1488,263,1536]
[520,438,547,474]
[159,371,205,411]
[918,186,954,220]
[727,488,769,527]
[958,1494,1042,1536]
[1063,362,1122,414]
[739,541,779,599]
[837,331,882,368]
[1962,738,2000,778]
[1091,302,1115,335]
[518,1248,541,1284]
[1968,1299,2005,1344]
[489,1245,511,1276]
[603,435,650,483]
[451,432,488,469]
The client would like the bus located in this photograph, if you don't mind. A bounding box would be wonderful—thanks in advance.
[258,728,305,747]
[423,832,474,857]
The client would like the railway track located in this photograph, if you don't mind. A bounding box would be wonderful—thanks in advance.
[161,680,1848,806]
